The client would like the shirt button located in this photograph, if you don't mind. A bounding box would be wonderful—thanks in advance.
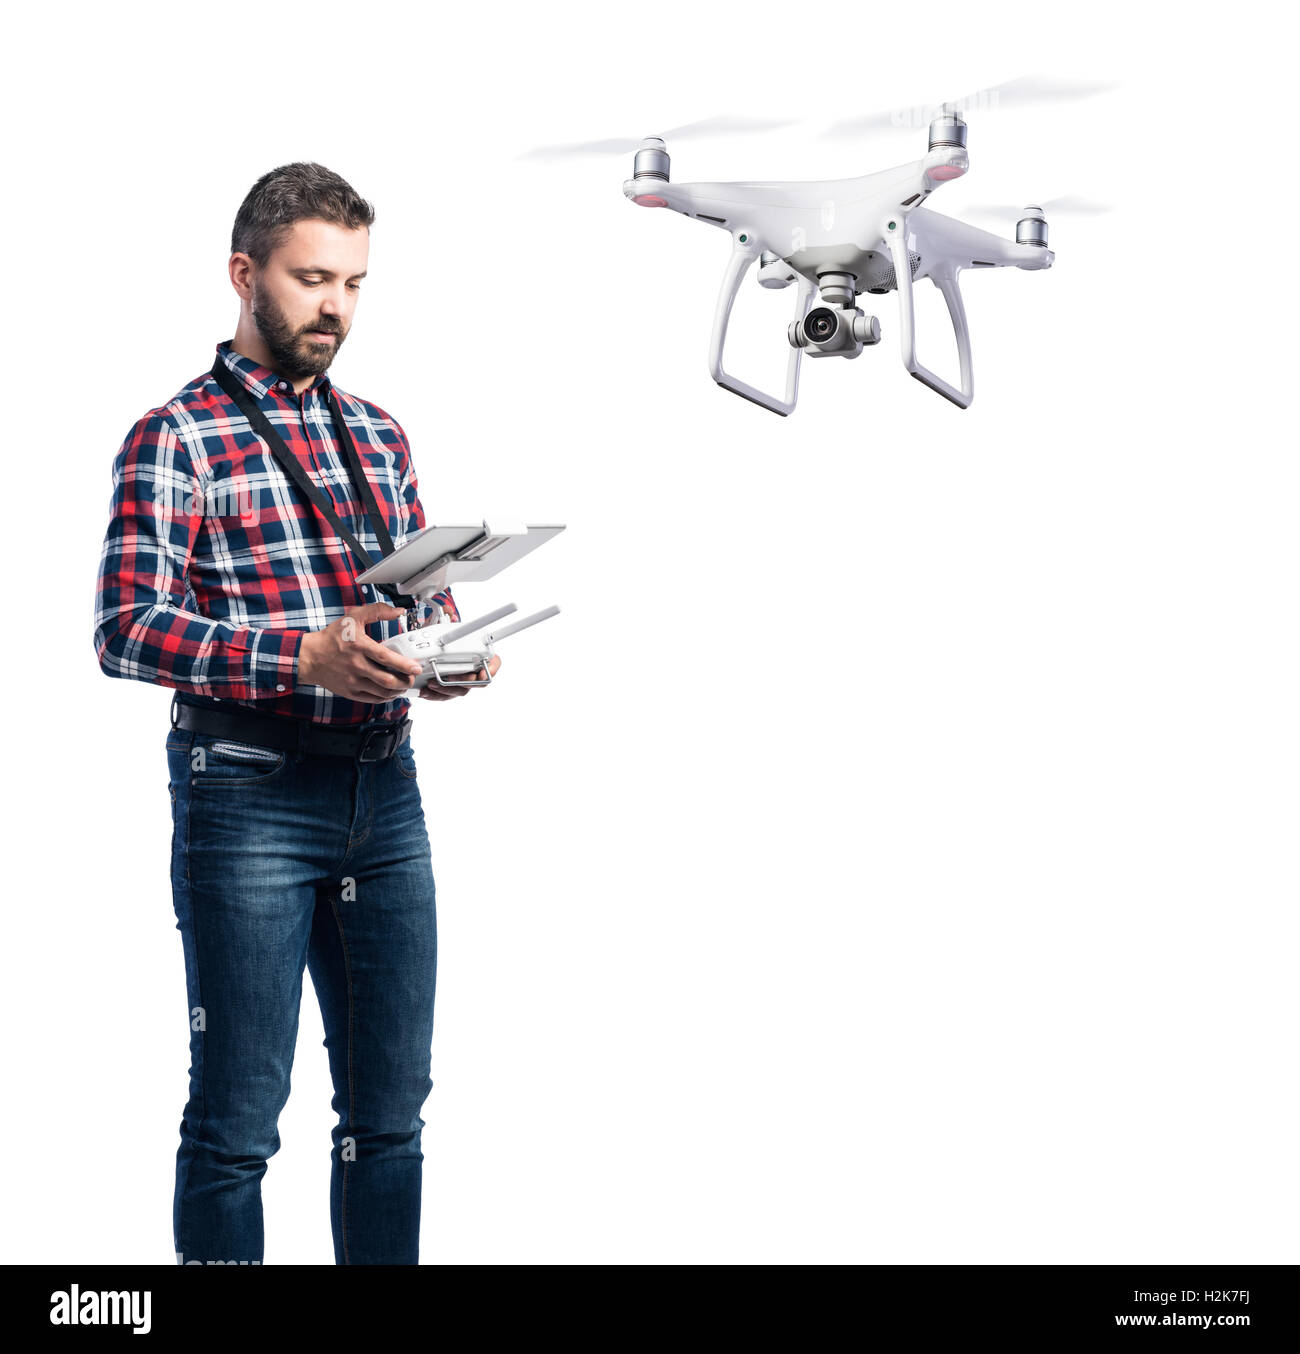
[275,684,286,692]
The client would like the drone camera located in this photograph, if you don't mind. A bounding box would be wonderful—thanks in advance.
[788,305,880,358]
[805,307,840,344]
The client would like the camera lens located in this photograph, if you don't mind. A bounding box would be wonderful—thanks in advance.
[803,307,839,344]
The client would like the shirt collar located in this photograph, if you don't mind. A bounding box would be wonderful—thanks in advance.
[215,339,334,404]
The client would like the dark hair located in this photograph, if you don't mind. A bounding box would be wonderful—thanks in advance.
[231,161,375,268]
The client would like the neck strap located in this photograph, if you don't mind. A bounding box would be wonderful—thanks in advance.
[209,357,414,609]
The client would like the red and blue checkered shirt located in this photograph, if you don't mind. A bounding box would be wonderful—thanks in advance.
[94,338,458,726]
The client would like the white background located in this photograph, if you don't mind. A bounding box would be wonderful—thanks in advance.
[2,0,1296,1264]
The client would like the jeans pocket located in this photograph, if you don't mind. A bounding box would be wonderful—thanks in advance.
[393,742,418,781]
[189,734,288,787]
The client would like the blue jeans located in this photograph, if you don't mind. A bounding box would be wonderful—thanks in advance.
[165,718,437,1265]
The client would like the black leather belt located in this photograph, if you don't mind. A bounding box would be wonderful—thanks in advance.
[171,693,411,763]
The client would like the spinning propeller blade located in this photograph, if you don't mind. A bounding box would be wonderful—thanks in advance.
[518,115,794,160]
[963,195,1113,222]
[825,76,1117,140]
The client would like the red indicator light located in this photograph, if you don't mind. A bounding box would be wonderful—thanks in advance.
[927,164,965,181]
[633,193,668,208]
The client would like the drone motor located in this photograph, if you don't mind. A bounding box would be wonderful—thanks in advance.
[928,110,967,150]
[1016,204,1049,248]
[630,136,671,207]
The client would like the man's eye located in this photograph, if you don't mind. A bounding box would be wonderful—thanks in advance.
[301,278,322,286]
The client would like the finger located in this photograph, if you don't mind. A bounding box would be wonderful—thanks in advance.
[353,658,417,693]
[426,679,471,698]
[352,684,402,702]
[356,633,423,678]
[346,601,406,625]
[418,685,459,701]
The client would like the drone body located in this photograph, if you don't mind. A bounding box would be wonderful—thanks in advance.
[623,113,1054,412]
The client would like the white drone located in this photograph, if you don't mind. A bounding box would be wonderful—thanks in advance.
[623,109,1055,413]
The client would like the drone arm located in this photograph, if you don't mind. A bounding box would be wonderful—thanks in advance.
[708,240,815,417]
[887,229,974,410]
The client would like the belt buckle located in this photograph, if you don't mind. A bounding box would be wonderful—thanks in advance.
[357,724,398,763]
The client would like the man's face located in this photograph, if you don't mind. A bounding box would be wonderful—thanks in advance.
[248,218,369,381]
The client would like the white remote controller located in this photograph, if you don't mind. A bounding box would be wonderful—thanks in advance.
[382,603,560,689]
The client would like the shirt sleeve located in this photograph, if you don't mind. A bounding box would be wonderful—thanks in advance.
[394,419,459,625]
[93,409,308,699]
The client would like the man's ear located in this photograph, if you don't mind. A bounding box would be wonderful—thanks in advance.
[228,252,255,298]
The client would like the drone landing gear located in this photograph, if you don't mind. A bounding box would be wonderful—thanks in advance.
[886,227,974,410]
[709,231,975,414]
[708,240,815,417]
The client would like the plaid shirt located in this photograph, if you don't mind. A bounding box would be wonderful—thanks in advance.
[94,338,458,726]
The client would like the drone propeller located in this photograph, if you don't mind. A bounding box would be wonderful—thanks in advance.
[518,115,794,160]
[962,195,1113,222]
[825,76,1117,140]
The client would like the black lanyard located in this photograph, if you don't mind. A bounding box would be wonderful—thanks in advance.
[209,357,414,608]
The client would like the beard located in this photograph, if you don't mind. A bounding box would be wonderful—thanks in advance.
[250,281,347,380]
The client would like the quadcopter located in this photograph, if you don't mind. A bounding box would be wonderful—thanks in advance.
[622,110,1054,413]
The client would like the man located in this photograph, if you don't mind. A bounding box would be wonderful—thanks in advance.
[93,162,498,1265]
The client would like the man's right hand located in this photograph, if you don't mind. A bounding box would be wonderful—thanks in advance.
[296,603,423,703]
